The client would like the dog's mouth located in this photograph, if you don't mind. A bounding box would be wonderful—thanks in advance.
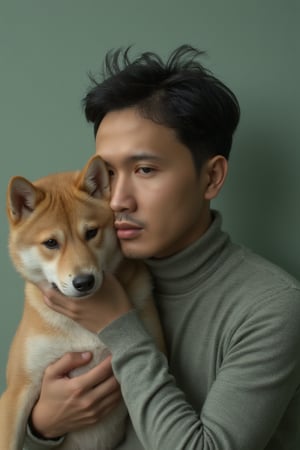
[49,272,102,299]
[51,282,60,292]
[50,281,96,299]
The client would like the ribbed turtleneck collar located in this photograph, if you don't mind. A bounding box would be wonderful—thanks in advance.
[144,210,231,295]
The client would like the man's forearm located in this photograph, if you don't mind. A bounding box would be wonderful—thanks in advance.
[99,308,300,450]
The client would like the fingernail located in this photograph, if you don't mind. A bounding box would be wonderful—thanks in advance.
[81,352,91,360]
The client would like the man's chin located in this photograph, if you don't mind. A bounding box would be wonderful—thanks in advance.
[120,243,152,260]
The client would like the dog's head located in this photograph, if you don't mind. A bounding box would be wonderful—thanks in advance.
[6,155,121,298]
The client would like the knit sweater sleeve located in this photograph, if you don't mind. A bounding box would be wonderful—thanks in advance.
[23,425,64,449]
[99,289,300,450]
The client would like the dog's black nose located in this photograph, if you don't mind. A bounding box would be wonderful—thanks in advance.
[73,274,95,292]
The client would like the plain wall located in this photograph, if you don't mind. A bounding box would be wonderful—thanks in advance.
[0,0,299,393]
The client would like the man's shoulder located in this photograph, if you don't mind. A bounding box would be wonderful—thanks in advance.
[239,245,298,288]
[226,243,300,309]
[223,245,300,356]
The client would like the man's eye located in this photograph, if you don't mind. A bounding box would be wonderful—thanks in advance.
[138,167,154,174]
[43,239,59,249]
[85,228,98,241]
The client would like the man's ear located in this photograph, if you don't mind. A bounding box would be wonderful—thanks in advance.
[203,155,228,200]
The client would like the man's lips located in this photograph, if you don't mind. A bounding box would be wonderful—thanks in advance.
[114,221,143,239]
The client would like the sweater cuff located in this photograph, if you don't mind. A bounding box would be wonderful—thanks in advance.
[98,310,154,354]
[24,423,64,449]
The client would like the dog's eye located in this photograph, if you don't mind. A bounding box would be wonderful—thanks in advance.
[43,239,59,249]
[85,228,98,241]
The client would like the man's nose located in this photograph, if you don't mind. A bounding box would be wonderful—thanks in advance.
[110,176,136,212]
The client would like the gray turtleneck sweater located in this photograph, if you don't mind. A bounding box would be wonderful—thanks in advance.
[24,211,300,450]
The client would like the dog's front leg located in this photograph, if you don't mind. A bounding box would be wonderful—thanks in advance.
[0,385,36,450]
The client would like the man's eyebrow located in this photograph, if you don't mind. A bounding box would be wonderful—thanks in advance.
[103,152,164,168]
[126,152,163,162]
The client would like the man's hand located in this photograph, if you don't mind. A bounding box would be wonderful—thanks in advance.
[30,353,122,439]
[42,273,132,333]
[31,275,131,438]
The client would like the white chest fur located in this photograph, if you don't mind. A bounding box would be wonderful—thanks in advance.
[25,319,127,450]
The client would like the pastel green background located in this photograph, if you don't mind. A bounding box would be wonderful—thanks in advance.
[0,0,299,393]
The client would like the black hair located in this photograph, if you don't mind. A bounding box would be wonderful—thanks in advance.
[83,45,240,171]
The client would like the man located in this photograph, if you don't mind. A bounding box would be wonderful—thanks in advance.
[24,45,300,449]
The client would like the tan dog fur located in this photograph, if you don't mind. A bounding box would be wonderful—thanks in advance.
[0,155,165,450]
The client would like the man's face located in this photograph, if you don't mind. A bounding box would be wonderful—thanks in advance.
[95,107,212,259]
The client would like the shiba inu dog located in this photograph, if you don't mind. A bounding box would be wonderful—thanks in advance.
[0,155,165,450]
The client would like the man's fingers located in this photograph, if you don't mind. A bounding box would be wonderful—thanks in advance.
[76,355,115,391]
[92,369,120,398]
[43,291,85,321]
[98,394,123,420]
[85,385,123,422]
[45,353,114,389]
[46,352,92,378]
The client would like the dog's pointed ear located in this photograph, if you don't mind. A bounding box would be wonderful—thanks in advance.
[76,156,110,199]
[7,177,44,224]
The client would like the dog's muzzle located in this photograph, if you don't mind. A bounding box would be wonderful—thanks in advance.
[72,274,95,293]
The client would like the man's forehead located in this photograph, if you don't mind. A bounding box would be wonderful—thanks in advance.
[95,107,193,167]
[96,147,165,166]
[96,108,145,138]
